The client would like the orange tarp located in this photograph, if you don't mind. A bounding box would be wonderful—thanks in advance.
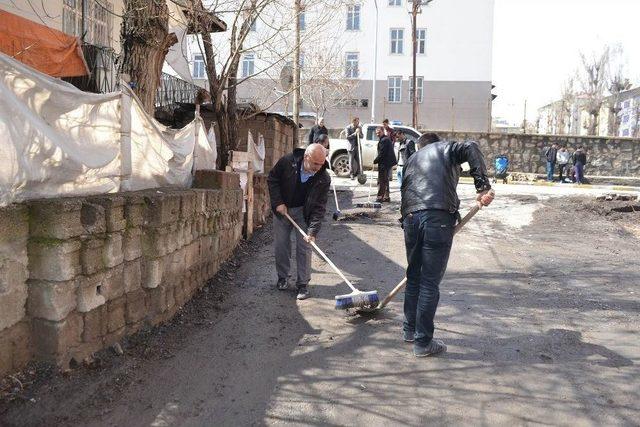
[0,8,88,77]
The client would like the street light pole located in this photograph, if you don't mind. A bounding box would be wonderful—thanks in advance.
[371,0,379,124]
[411,1,419,129]
[292,0,301,127]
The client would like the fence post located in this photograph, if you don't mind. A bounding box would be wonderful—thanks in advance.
[120,86,132,190]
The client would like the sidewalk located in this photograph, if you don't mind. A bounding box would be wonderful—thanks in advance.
[330,172,640,194]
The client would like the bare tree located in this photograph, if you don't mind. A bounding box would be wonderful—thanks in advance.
[299,50,357,119]
[607,70,632,136]
[119,0,178,114]
[558,77,576,134]
[578,47,610,135]
[188,0,345,168]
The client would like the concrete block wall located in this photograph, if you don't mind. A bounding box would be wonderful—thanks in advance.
[0,177,244,376]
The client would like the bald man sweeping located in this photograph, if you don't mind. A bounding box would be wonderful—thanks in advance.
[267,143,331,300]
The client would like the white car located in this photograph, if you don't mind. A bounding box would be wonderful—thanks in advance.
[328,123,421,177]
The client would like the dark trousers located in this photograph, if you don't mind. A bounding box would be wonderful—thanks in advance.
[558,163,568,181]
[377,167,393,200]
[348,150,360,178]
[402,209,456,347]
[575,162,584,183]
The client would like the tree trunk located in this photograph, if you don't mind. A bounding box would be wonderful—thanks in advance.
[120,0,177,114]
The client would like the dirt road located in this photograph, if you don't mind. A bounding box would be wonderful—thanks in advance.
[2,183,639,426]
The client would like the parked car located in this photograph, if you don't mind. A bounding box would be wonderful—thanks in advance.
[328,124,421,177]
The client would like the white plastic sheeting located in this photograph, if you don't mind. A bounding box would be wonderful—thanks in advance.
[0,52,216,207]
[248,131,266,174]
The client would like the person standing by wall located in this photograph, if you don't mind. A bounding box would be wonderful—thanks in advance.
[345,117,363,180]
[544,143,558,182]
[573,145,587,184]
[556,145,571,183]
[308,117,328,145]
[373,126,397,202]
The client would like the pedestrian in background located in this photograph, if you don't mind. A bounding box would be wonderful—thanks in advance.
[345,117,363,180]
[395,130,416,186]
[382,118,396,142]
[544,143,558,182]
[556,145,570,182]
[308,117,328,146]
[573,145,587,184]
[374,126,397,202]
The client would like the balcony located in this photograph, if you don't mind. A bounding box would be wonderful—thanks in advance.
[64,43,202,109]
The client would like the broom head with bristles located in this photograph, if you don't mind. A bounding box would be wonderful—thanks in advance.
[335,290,379,310]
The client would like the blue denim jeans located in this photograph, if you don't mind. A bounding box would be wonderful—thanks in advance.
[546,161,556,181]
[403,209,456,347]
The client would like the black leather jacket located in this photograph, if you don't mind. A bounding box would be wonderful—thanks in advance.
[267,148,331,236]
[400,140,491,217]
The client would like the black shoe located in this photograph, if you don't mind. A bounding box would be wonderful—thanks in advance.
[414,339,447,357]
[276,278,288,290]
[296,286,309,300]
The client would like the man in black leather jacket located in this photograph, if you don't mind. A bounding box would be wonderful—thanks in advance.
[400,132,494,357]
[268,144,331,300]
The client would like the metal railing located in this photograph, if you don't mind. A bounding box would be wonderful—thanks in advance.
[64,43,201,108]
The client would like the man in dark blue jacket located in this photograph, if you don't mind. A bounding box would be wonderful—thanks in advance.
[267,144,330,300]
[400,133,494,357]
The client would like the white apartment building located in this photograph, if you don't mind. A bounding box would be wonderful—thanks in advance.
[538,87,640,138]
[191,0,495,131]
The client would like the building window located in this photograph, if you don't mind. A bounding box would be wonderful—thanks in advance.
[622,129,629,137]
[63,1,113,47]
[299,12,306,31]
[417,28,426,54]
[388,76,402,103]
[390,28,404,54]
[623,100,631,109]
[346,5,361,31]
[62,0,82,38]
[193,54,206,78]
[345,52,359,78]
[242,53,255,78]
[622,114,629,124]
[409,76,423,103]
[388,0,402,5]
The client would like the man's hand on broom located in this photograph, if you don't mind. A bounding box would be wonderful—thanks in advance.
[476,189,495,207]
[276,204,288,216]
[304,234,315,244]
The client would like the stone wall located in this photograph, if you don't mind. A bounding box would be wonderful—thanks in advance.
[0,172,246,376]
[429,132,640,177]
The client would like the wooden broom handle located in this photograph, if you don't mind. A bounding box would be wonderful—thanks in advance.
[283,212,357,292]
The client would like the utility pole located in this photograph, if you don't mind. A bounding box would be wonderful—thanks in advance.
[371,0,379,123]
[409,0,432,129]
[411,0,419,129]
[522,99,528,133]
[292,0,301,127]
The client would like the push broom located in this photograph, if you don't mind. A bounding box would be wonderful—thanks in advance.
[357,190,495,313]
[283,212,379,310]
